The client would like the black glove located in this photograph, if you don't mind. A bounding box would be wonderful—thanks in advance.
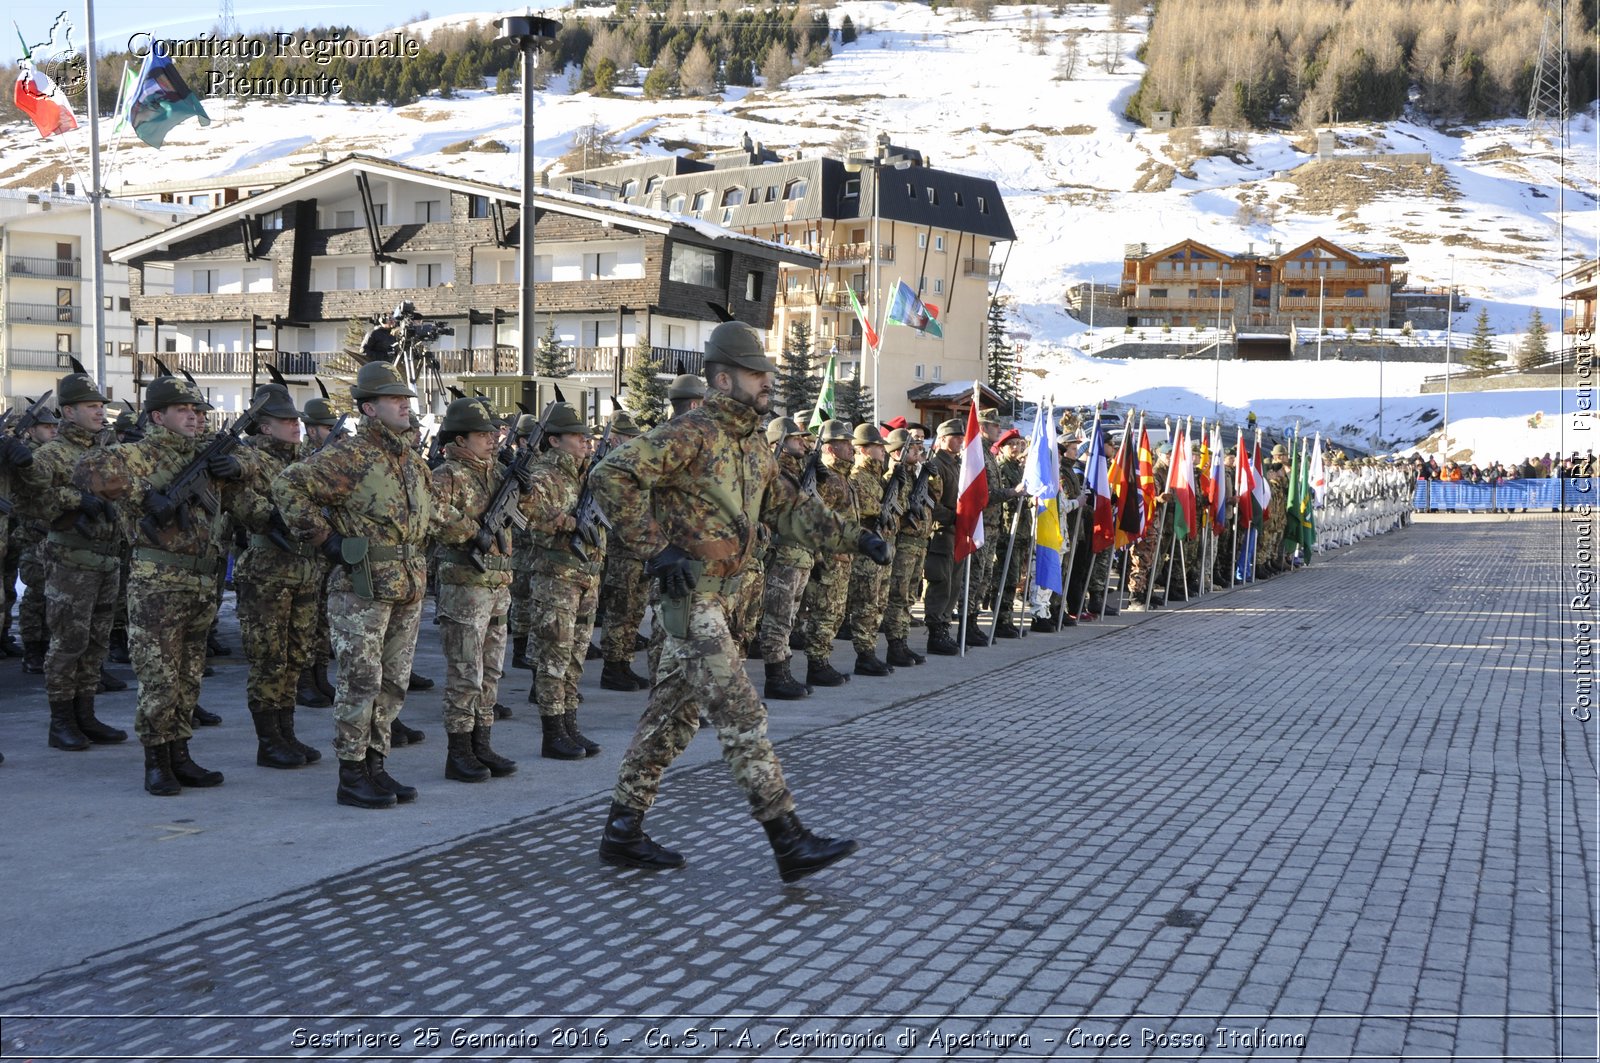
[512,462,535,492]
[321,531,346,564]
[646,545,697,599]
[1,436,34,468]
[78,491,112,523]
[858,529,891,566]
[206,451,243,480]
[470,527,497,554]
[233,525,249,552]
[142,488,189,532]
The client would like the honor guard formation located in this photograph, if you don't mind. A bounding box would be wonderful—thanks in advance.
[0,322,1415,883]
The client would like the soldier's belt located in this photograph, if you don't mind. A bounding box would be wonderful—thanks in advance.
[133,547,220,576]
[366,543,420,562]
[693,571,744,598]
[438,547,512,572]
[47,529,120,556]
[249,533,320,560]
[536,545,593,572]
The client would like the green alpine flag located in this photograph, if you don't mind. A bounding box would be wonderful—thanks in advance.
[808,353,838,431]
[1282,433,1301,554]
[1294,437,1317,555]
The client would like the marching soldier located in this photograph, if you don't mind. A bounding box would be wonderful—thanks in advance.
[882,428,932,667]
[757,416,815,700]
[598,410,651,691]
[228,384,324,770]
[274,362,472,809]
[799,419,857,688]
[922,418,964,656]
[33,371,126,752]
[591,321,889,882]
[845,423,898,676]
[523,403,606,761]
[430,397,523,783]
[77,375,247,795]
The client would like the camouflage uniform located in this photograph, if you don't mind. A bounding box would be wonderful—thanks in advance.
[758,450,816,666]
[972,441,1007,612]
[591,391,865,824]
[10,431,53,656]
[600,542,648,662]
[800,448,856,668]
[993,448,1031,630]
[846,448,897,665]
[508,524,536,643]
[885,453,937,645]
[274,416,470,764]
[1127,459,1169,599]
[922,442,963,648]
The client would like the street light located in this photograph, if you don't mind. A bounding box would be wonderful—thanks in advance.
[497,14,562,393]
[1316,272,1325,361]
[1214,274,1225,420]
[1444,254,1455,458]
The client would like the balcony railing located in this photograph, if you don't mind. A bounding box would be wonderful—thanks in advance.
[1278,296,1390,310]
[824,241,894,265]
[1280,267,1388,284]
[6,301,81,325]
[6,255,82,279]
[6,348,82,370]
[963,258,998,278]
[134,350,254,377]
[1131,297,1237,310]
[1149,267,1251,282]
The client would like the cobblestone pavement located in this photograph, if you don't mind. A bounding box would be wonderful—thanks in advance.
[0,514,1594,1061]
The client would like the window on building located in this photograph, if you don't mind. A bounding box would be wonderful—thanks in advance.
[468,195,491,219]
[164,337,177,353]
[1150,288,1168,299]
[933,278,944,295]
[691,190,710,213]
[746,271,764,301]
[56,333,73,354]
[418,263,444,287]
[668,245,727,288]
[935,235,945,252]
[666,324,686,349]
[977,196,988,213]
[335,209,356,228]
[765,185,779,202]
[584,252,620,280]
[931,365,942,382]
[666,193,686,214]
[620,180,638,199]
[720,187,744,207]
[533,254,553,282]
[918,233,927,249]
[259,209,284,230]
[644,175,662,196]
[1286,288,1307,298]
[784,178,808,200]
[1345,287,1367,299]
[954,191,964,207]
[335,266,357,290]
[415,200,442,223]
[191,270,218,294]
[926,186,938,205]
[119,296,131,311]
[844,179,860,198]
[1188,289,1199,298]
[913,363,924,380]
[118,341,133,355]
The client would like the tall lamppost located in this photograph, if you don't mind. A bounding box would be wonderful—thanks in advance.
[1316,272,1325,361]
[1444,254,1456,458]
[497,15,562,395]
[1213,274,1225,420]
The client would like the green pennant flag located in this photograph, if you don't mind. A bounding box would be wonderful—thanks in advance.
[1294,437,1317,556]
[808,353,837,431]
[1282,433,1302,554]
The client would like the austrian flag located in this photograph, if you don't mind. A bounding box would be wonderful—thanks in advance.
[953,390,986,562]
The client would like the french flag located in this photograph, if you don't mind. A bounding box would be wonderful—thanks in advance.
[954,388,987,562]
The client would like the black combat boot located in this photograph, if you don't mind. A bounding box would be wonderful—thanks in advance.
[75,694,127,744]
[253,708,306,769]
[492,702,513,719]
[169,738,224,787]
[584,642,602,661]
[0,631,18,657]
[23,641,46,674]
[853,651,893,677]
[391,719,425,745]
[98,666,127,692]
[406,672,434,691]
[763,660,811,700]
[886,639,925,667]
[278,708,320,763]
[761,811,859,883]
[470,724,518,777]
[834,622,853,642]
[788,630,805,652]
[565,709,600,757]
[107,629,130,664]
[599,801,685,870]
[601,659,647,691]
[993,619,1022,639]
[365,749,416,803]
[206,627,231,656]
[960,616,990,647]
[312,657,336,699]
[336,758,395,809]
[526,682,539,705]
[48,699,89,751]
[925,624,960,657]
[511,635,530,669]
[295,669,332,708]
[192,705,222,727]
[444,730,490,783]
[806,657,850,687]
[144,743,180,797]
[540,713,585,760]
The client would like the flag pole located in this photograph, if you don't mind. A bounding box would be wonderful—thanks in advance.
[81,0,108,390]
[1055,497,1079,631]
[1143,500,1166,609]
[1019,504,1038,637]
[991,498,1022,642]
[959,555,971,659]
[1067,405,1102,621]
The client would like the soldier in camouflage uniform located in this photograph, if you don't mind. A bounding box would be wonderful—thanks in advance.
[592,321,889,882]
[227,384,325,770]
[599,411,651,692]
[992,429,1031,638]
[12,405,58,671]
[34,372,126,752]
[922,419,965,656]
[77,376,248,795]
[799,419,857,688]
[882,428,932,667]
[666,374,707,418]
[845,423,899,676]
[430,397,523,783]
[523,403,606,761]
[273,363,473,810]
[505,412,539,672]
[293,396,344,707]
[758,416,816,700]
[1263,453,1291,577]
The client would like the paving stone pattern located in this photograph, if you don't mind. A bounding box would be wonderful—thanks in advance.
[1,515,1594,1061]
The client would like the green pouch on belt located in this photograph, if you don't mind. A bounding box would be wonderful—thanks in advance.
[657,559,705,640]
[341,536,374,600]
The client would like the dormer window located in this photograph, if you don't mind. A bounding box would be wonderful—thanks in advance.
[691,190,710,213]
[667,193,686,213]
[620,179,638,199]
[926,187,938,205]
[645,175,662,195]
[844,179,860,198]
[721,187,744,207]
[784,178,808,200]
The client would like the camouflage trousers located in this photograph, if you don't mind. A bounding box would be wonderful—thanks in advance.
[731,552,764,649]
[43,549,119,703]
[847,546,894,655]
[129,571,216,747]
[613,589,794,823]
[328,587,423,761]
[111,555,130,641]
[1126,513,1165,596]
[757,560,810,664]
[972,522,1001,607]
[19,543,48,645]
[884,535,928,640]
[599,551,648,663]
[237,577,319,712]
[530,568,599,718]
[507,563,535,640]
[438,581,509,733]
[801,554,852,659]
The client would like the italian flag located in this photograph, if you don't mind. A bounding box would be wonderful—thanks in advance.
[1169,420,1198,542]
[844,285,880,352]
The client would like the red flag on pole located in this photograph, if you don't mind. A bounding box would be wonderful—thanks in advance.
[953,389,987,562]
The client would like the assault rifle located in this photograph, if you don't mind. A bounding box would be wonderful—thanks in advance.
[569,421,614,563]
[138,391,271,543]
[316,413,349,453]
[907,458,934,517]
[797,440,824,499]
[878,463,908,531]
[467,401,554,573]
[0,391,57,516]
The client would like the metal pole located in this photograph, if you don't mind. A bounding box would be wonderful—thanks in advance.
[959,555,971,658]
[1317,273,1324,361]
[497,16,561,382]
[870,160,880,423]
[1444,255,1455,459]
[84,0,107,390]
[990,501,1022,642]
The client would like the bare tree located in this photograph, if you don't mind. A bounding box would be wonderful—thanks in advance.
[1054,34,1081,81]
[680,39,716,95]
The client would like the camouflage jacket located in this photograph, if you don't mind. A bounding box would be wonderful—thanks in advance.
[273,416,472,603]
[851,453,897,540]
[523,447,604,580]
[2,432,51,543]
[432,442,530,589]
[998,453,1029,535]
[816,452,858,561]
[591,392,860,581]
[982,447,1008,531]
[32,422,116,535]
[230,435,325,587]
[76,424,246,582]
[768,451,816,569]
[891,454,938,543]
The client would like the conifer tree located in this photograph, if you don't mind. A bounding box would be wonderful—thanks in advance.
[1517,308,1550,371]
[1463,306,1498,370]
[533,321,573,379]
[623,338,669,426]
[776,321,820,416]
[986,300,1020,412]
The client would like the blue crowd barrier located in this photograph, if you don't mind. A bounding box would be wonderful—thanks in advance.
[1412,478,1593,512]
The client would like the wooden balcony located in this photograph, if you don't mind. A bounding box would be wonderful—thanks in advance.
[1280,267,1388,284]
[1278,296,1390,311]
[824,241,894,265]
